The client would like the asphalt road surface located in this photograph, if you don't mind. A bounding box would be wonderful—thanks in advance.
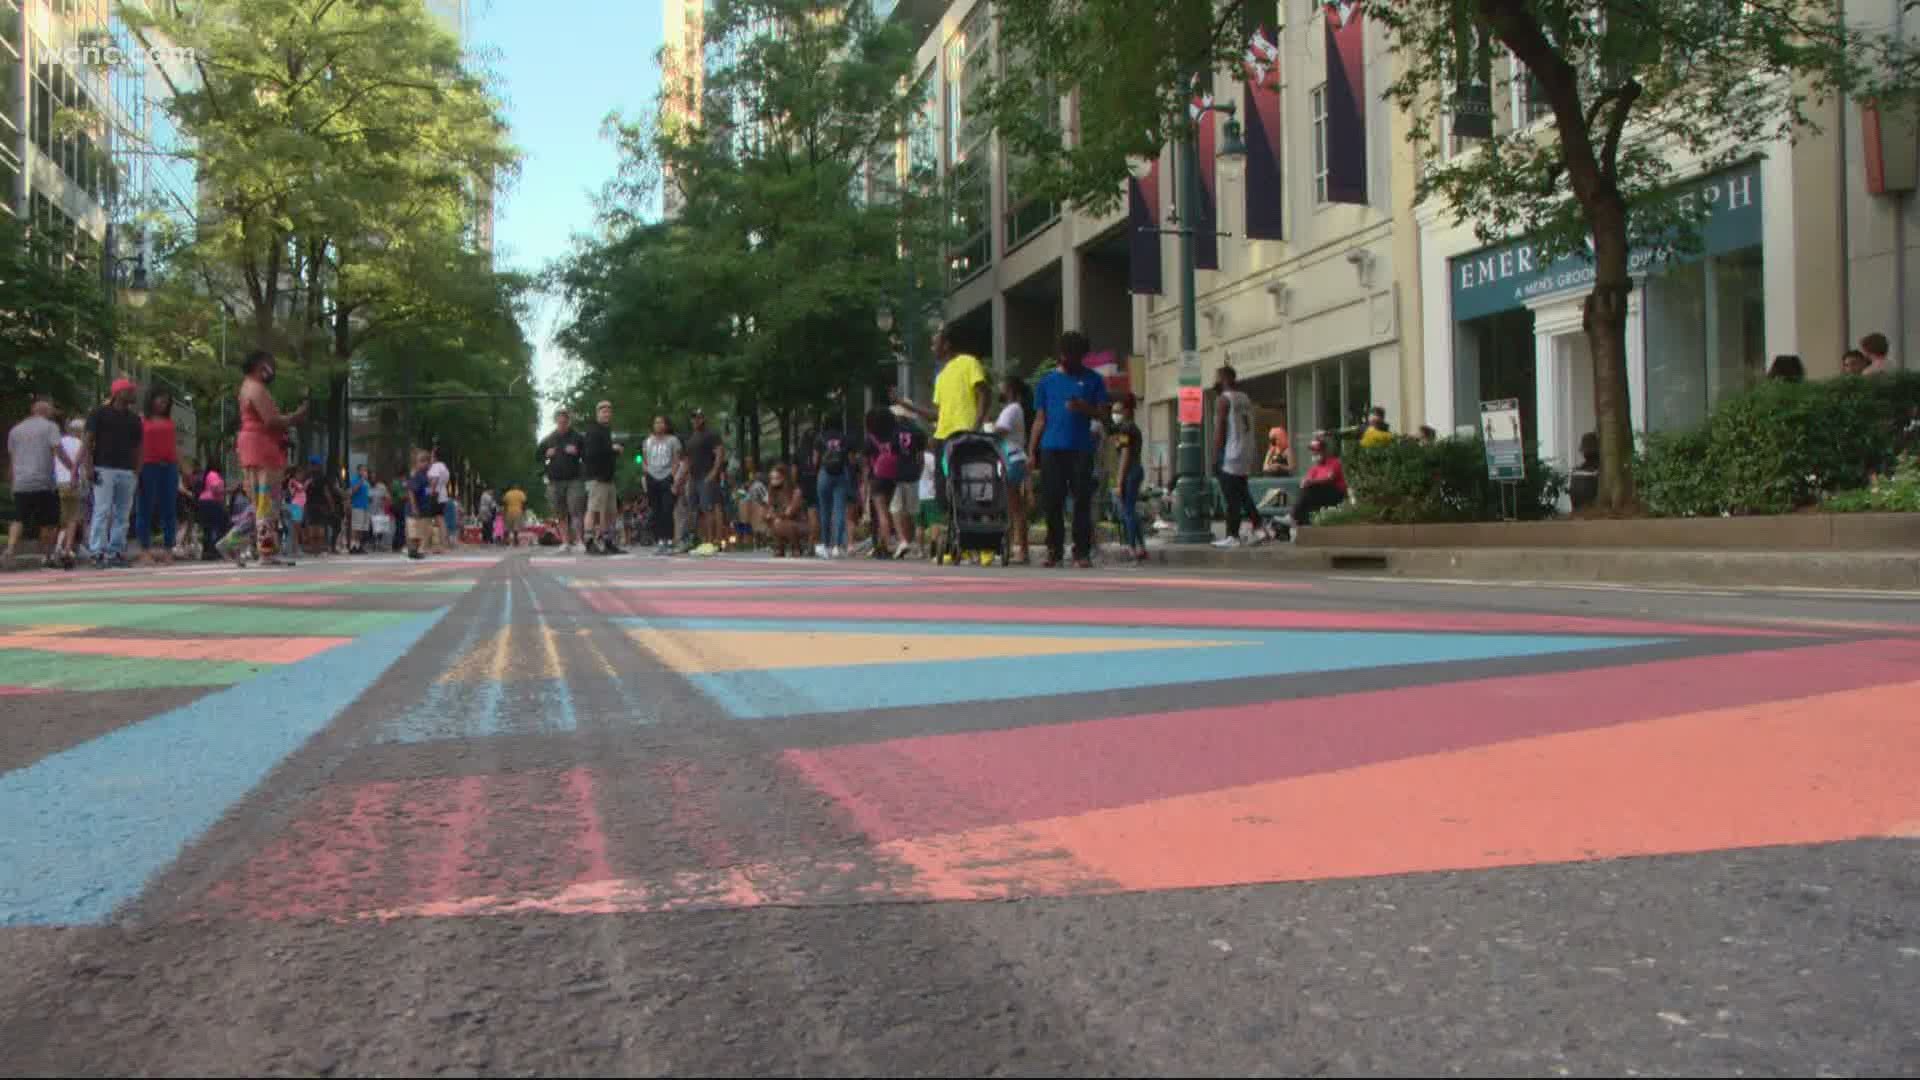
[2,549,1917,1077]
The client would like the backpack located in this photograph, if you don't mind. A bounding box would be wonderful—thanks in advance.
[820,432,848,476]
[892,421,927,482]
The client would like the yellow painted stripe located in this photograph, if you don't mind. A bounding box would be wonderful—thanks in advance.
[440,625,570,682]
[628,628,1246,674]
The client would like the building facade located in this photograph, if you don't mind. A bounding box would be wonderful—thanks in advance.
[875,1,1418,485]
[660,0,705,220]
[1412,57,1918,488]
[1136,3,1415,486]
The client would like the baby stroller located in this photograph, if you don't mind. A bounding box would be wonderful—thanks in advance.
[939,431,1011,565]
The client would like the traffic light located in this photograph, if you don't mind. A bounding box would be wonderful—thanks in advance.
[634,452,645,465]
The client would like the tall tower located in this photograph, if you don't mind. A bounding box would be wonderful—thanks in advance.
[660,0,705,220]
[420,0,492,259]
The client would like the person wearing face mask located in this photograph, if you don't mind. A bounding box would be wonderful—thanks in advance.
[1285,435,1348,538]
[1109,394,1147,562]
[234,350,309,564]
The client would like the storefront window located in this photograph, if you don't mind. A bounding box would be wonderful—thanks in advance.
[1283,353,1373,451]
[1642,248,1764,433]
[1454,308,1537,437]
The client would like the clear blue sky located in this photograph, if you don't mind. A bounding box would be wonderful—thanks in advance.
[469,0,664,409]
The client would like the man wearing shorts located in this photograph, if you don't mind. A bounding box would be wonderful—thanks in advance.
[502,483,526,546]
[348,465,373,553]
[6,398,74,568]
[582,399,625,555]
[536,407,587,553]
[682,408,727,550]
[428,449,454,551]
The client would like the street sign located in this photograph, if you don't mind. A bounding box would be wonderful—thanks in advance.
[1178,386,1205,425]
[1479,398,1525,482]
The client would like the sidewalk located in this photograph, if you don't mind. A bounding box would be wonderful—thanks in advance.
[1129,525,1920,591]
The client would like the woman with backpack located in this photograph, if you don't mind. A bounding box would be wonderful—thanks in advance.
[863,405,906,560]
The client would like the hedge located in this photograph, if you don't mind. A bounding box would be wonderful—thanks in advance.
[1636,372,1920,516]
[1314,435,1565,526]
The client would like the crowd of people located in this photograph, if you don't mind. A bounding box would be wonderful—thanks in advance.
[517,327,1347,566]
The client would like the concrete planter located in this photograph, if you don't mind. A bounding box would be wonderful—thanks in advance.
[1299,513,1920,551]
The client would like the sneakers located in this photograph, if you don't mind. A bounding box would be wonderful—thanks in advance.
[890,539,910,559]
[584,539,602,556]
[814,544,830,559]
[1211,536,1241,549]
[602,541,627,556]
[831,545,847,559]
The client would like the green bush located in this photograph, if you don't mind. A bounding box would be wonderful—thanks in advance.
[1333,435,1565,524]
[1823,454,1920,514]
[1637,372,1920,516]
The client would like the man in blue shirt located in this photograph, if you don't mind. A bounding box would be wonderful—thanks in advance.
[348,465,372,553]
[1027,330,1110,567]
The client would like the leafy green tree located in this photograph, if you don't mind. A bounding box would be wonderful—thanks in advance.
[556,0,946,462]
[123,0,522,467]
[0,213,111,418]
[983,0,1920,511]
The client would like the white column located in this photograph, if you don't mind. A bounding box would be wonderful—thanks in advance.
[1626,288,1647,439]
[1527,295,1587,476]
[1761,133,1799,360]
[1415,205,1456,431]
[1061,248,1083,333]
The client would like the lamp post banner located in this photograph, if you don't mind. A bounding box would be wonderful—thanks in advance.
[1242,24,1284,241]
[1322,1,1369,206]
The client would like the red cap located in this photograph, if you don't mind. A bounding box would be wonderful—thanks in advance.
[110,378,136,397]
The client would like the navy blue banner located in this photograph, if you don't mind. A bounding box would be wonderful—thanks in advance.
[1323,2,1368,205]
[1129,158,1164,295]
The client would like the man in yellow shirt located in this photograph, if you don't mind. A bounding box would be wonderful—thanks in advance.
[1359,406,1395,449]
[501,484,528,546]
[895,325,990,502]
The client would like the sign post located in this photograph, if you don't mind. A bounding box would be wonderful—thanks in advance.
[1479,398,1525,520]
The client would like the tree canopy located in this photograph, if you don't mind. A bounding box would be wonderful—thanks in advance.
[553,0,947,464]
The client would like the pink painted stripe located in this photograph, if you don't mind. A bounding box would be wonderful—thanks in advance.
[208,767,617,920]
[600,596,1801,638]
[0,685,53,696]
[784,637,1920,844]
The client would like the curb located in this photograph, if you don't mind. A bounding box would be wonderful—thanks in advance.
[1138,543,1920,591]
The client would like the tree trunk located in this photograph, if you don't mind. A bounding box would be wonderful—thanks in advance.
[1581,197,1638,512]
[777,407,792,465]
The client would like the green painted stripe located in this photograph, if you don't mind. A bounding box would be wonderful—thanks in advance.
[0,602,421,636]
[0,580,474,606]
[0,650,264,691]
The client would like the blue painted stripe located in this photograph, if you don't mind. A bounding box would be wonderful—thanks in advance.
[617,617,1288,642]
[681,631,1666,720]
[378,584,508,745]
[0,608,450,927]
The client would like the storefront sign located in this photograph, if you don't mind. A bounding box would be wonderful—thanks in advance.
[1480,398,1525,481]
[1178,386,1205,425]
[1449,160,1764,322]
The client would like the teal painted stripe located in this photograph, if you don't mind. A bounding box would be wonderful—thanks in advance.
[0,608,450,926]
[682,631,1667,720]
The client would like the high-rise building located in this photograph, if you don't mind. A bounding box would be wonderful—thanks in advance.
[420,0,493,258]
[660,0,712,220]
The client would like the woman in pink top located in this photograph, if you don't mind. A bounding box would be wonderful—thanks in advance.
[236,349,307,562]
[195,463,227,561]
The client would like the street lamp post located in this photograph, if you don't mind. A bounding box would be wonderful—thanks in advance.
[101,222,150,397]
[1162,94,1247,544]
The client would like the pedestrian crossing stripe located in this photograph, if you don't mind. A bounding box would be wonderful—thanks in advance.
[627,627,1243,673]
[617,617,1669,720]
